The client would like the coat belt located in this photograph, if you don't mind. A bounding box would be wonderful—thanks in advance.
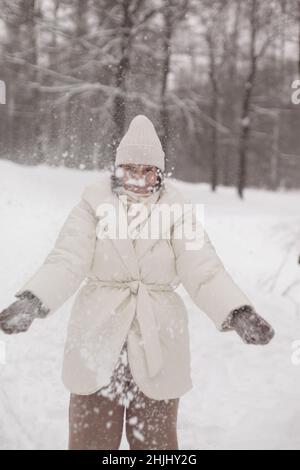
[85,277,177,378]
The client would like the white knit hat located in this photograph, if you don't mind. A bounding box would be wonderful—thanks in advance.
[115,114,165,171]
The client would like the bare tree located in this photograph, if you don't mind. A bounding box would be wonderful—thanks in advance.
[25,0,43,162]
[237,0,281,198]
[297,0,300,77]
[198,0,230,191]
[159,0,190,172]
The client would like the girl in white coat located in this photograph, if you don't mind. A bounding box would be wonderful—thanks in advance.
[0,115,274,450]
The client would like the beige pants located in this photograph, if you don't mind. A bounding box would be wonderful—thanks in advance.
[68,340,180,450]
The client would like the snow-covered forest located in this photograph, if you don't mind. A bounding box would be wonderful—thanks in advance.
[0,0,300,195]
[0,0,300,451]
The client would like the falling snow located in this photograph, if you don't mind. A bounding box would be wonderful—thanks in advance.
[0,161,299,449]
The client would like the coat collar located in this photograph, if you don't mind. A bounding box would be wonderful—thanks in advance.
[83,173,187,277]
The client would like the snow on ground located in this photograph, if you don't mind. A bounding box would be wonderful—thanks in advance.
[0,159,299,450]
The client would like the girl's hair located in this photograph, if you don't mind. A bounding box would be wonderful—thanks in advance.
[110,165,165,195]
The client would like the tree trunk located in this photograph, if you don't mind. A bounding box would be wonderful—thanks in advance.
[270,111,280,190]
[237,0,258,198]
[26,0,43,163]
[207,33,219,192]
[112,0,132,154]
[160,17,172,174]
[298,0,300,77]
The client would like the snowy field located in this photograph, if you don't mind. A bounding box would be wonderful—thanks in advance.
[0,159,299,450]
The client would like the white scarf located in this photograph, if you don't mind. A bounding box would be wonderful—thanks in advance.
[115,186,162,246]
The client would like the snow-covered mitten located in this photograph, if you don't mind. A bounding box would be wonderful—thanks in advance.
[0,291,50,335]
[221,305,275,345]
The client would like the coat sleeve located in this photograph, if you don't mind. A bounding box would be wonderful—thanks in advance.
[15,194,97,316]
[171,205,253,330]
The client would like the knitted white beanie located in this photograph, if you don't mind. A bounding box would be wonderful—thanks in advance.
[115,114,165,171]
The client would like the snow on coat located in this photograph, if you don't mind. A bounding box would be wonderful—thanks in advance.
[15,173,252,399]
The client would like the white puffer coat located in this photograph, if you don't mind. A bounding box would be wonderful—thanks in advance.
[16,173,252,399]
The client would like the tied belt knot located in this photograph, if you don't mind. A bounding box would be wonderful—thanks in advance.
[127,279,141,295]
[85,277,177,378]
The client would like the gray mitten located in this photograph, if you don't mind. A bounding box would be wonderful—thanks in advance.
[221,305,275,345]
[0,291,50,335]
